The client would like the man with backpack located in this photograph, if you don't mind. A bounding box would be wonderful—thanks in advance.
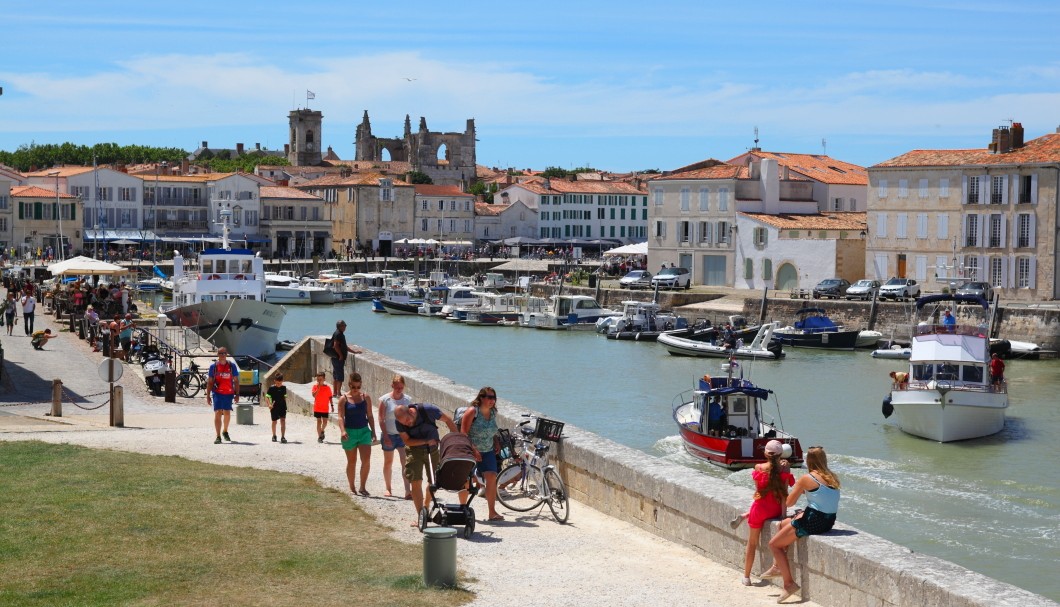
[326,320,362,399]
[393,403,458,526]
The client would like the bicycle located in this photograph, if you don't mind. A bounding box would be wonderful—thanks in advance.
[176,361,206,398]
[496,415,570,524]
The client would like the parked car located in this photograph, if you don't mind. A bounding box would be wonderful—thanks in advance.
[812,278,851,299]
[845,279,881,301]
[879,277,921,301]
[954,281,994,303]
[618,270,653,289]
[650,266,691,289]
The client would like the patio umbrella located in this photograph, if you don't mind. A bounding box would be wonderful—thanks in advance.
[111,239,138,245]
[47,255,128,276]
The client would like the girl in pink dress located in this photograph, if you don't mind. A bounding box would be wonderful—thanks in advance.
[733,440,795,586]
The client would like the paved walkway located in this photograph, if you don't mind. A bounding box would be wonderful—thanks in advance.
[0,287,820,607]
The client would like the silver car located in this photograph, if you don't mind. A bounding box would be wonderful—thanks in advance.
[845,279,881,301]
[618,270,653,289]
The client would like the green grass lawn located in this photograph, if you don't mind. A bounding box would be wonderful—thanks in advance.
[0,441,473,607]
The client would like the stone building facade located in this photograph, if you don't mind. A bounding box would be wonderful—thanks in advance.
[354,112,476,187]
[288,109,323,167]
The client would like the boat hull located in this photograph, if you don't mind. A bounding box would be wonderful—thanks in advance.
[672,402,802,469]
[890,387,1007,442]
[775,329,859,350]
[164,299,286,359]
[265,287,312,305]
[379,299,422,315]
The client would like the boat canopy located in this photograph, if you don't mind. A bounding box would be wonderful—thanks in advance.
[202,248,254,256]
[916,293,988,310]
[698,377,771,399]
[794,315,839,331]
[910,333,989,363]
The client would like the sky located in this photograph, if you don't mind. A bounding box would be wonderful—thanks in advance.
[1,1,1059,172]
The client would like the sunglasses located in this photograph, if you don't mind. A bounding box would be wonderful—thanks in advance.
[483,394,497,399]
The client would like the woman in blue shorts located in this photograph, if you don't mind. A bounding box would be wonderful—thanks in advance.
[460,386,504,522]
[378,374,412,499]
[338,373,376,496]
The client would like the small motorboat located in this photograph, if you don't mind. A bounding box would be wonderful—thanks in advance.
[871,345,911,359]
[774,307,860,350]
[599,300,687,341]
[658,322,784,360]
[671,362,802,469]
[856,329,884,348]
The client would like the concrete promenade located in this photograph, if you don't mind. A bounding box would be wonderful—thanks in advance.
[0,292,823,607]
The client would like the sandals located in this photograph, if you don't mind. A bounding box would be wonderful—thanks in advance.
[759,567,782,579]
[487,514,505,522]
[777,584,801,603]
[358,489,370,497]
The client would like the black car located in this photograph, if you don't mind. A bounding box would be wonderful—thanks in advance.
[812,278,851,299]
[955,281,994,303]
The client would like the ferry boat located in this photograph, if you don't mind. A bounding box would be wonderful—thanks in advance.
[163,209,286,358]
[671,361,802,469]
[883,294,1008,442]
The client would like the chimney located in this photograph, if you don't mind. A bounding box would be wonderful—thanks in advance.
[990,126,1012,154]
[236,143,244,155]
[1011,122,1024,148]
[181,159,190,174]
[568,174,576,182]
[542,178,551,190]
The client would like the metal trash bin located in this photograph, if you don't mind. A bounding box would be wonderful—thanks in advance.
[588,274,597,288]
[422,527,457,587]
[236,403,254,425]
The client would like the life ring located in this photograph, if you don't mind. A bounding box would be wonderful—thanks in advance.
[208,274,221,280]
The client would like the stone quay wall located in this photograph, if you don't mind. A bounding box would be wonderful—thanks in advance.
[264,337,1052,607]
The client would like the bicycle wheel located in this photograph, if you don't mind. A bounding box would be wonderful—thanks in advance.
[496,463,543,512]
[177,372,203,398]
[543,468,570,524]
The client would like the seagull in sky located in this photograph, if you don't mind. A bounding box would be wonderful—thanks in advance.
[403,77,417,81]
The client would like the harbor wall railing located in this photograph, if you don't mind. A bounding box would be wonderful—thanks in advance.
[264,337,1053,607]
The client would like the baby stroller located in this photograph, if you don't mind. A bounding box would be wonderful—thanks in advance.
[417,432,479,539]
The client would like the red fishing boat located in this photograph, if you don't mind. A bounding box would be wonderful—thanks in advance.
[671,360,802,469]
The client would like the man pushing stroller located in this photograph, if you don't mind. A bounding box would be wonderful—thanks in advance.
[393,403,458,526]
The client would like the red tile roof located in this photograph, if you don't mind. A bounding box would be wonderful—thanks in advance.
[729,151,868,185]
[296,172,411,188]
[11,185,77,199]
[475,202,504,216]
[23,166,95,178]
[413,184,472,197]
[514,179,645,195]
[652,162,748,181]
[260,186,323,200]
[740,211,867,231]
[874,133,1060,167]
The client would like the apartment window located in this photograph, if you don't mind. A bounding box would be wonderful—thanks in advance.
[898,179,908,198]
[966,176,980,204]
[680,188,690,211]
[119,187,137,202]
[896,214,908,239]
[1016,213,1033,248]
[464,219,471,232]
[718,188,729,211]
[918,179,928,198]
[965,214,979,247]
[1019,175,1036,204]
[119,209,132,227]
[699,188,708,211]
[832,197,843,211]
[939,178,949,197]
[698,221,711,242]
[965,256,980,281]
[753,227,768,246]
[916,214,928,239]
[744,259,753,280]
[718,221,730,243]
[678,221,690,243]
[937,214,948,239]
[421,200,428,210]
[990,257,1003,287]
[654,220,666,238]
[0,217,6,231]
[246,210,258,226]
[0,195,7,210]
[1017,257,1032,288]
[988,214,1002,248]
[990,176,1005,204]
[653,188,663,206]
[878,179,888,198]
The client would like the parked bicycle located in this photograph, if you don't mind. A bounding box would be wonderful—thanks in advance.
[496,415,569,523]
[176,361,207,398]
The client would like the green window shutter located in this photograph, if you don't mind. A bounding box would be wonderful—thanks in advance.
[70,203,76,221]
[19,202,24,219]
[35,202,43,219]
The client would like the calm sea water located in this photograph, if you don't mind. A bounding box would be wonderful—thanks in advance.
[278,304,1060,600]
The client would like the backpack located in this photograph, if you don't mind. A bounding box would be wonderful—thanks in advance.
[454,405,476,428]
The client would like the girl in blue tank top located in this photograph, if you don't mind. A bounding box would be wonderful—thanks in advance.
[338,373,376,496]
[460,386,505,522]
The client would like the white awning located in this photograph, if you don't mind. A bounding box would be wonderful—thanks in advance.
[603,241,648,256]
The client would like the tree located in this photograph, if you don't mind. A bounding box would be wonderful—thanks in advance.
[405,170,433,184]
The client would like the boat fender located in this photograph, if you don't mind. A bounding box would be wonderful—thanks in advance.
[882,396,893,418]
[208,274,221,280]
[634,332,641,341]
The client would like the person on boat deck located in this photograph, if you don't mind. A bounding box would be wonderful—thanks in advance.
[889,370,909,389]
[942,309,956,332]
[989,353,1006,389]
[707,397,726,436]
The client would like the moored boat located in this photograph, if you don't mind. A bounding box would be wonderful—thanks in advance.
[658,322,784,359]
[671,363,802,469]
[884,294,1008,442]
[162,209,286,358]
[599,300,687,341]
[774,307,860,350]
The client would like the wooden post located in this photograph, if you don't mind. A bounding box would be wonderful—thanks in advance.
[759,285,769,324]
[111,385,124,427]
[50,378,62,417]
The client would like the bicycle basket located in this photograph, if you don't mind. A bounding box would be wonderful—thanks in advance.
[533,417,565,442]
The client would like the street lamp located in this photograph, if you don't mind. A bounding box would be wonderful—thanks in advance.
[153,160,168,262]
[48,171,65,261]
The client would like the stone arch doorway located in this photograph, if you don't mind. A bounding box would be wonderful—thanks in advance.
[776,263,799,290]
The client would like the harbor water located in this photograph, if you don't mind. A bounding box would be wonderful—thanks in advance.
[277,304,1060,601]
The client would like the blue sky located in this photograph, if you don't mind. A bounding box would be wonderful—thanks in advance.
[2,1,1058,171]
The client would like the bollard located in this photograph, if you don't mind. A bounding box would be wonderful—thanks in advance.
[50,378,63,418]
[111,385,124,428]
[77,317,86,340]
[236,403,254,425]
[422,527,457,588]
[164,370,176,403]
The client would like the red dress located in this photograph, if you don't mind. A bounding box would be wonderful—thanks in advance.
[746,467,796,529]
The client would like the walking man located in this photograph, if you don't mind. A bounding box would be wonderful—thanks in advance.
[393,403,458,526]
[206,348,241,444]
[20,289,37,335]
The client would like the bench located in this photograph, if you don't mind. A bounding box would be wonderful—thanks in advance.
[788,288,811,299]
